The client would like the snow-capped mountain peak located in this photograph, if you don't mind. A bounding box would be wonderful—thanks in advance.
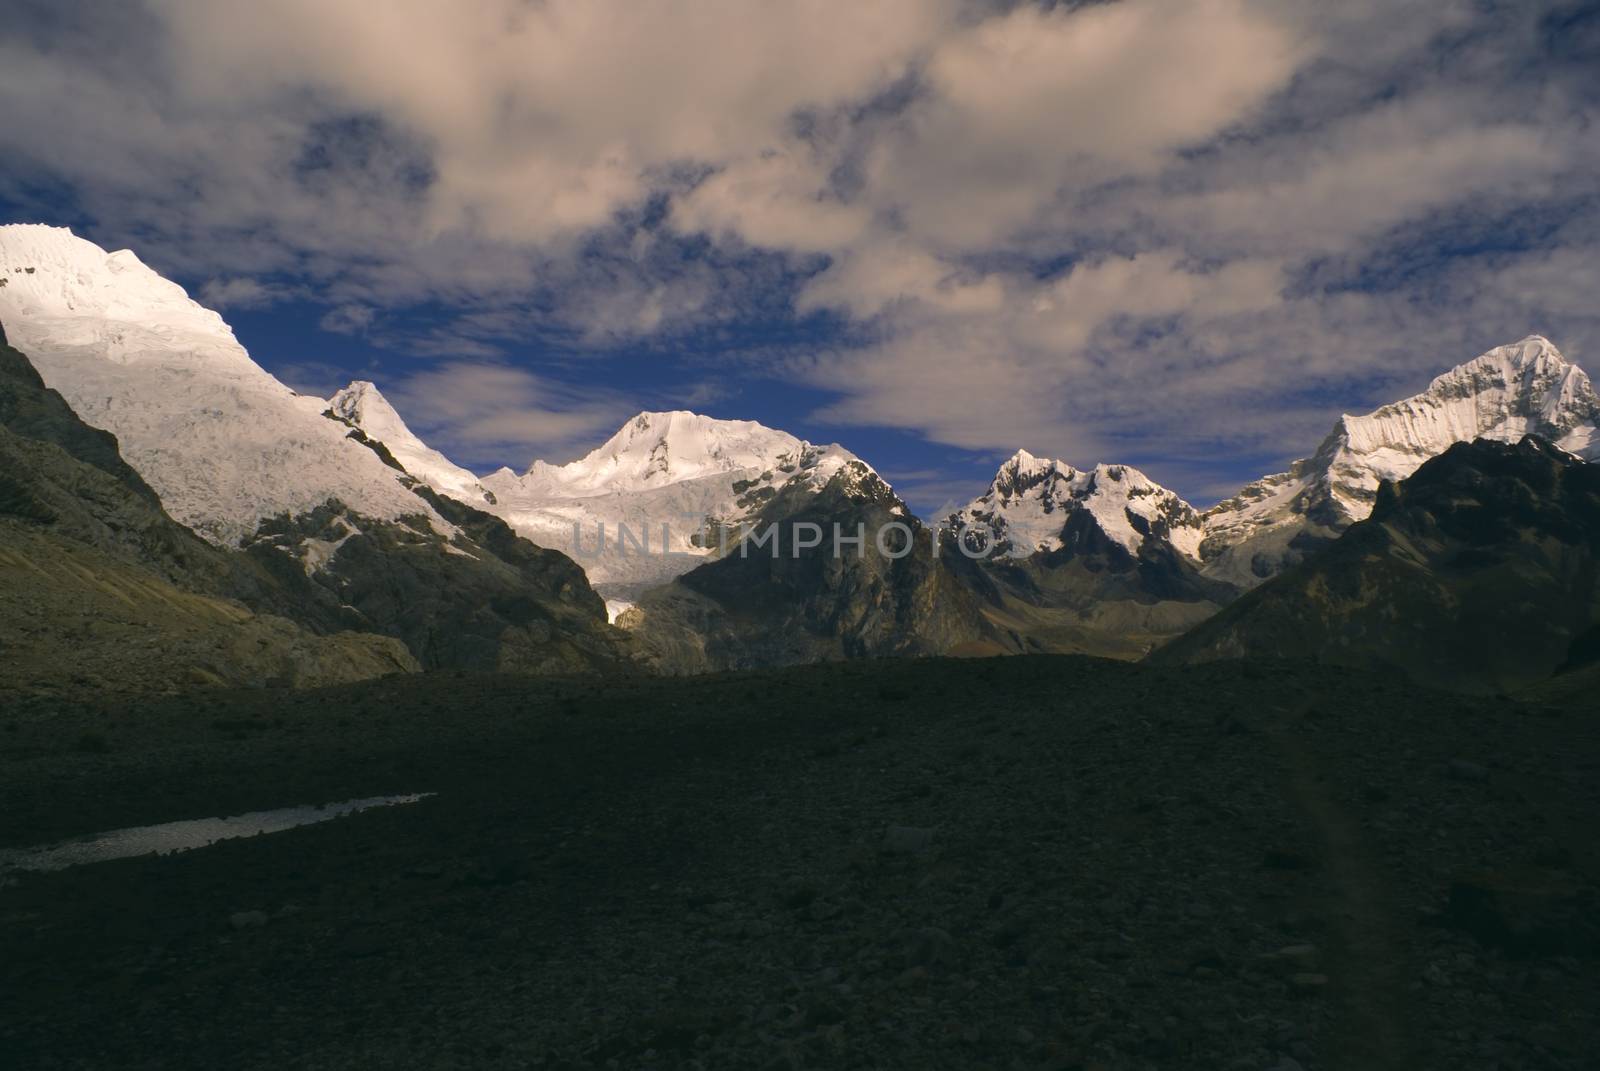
[479,410,877,609]
[518,410,809,496]
[1309,335,1595,518]
[1327,336,1598,511]
[0,223,253,375]
[327,380,493,505]
[947,451,1203,559]
[0,224,448,546]
[1199,334,1600,586]
[991,448,1077,491]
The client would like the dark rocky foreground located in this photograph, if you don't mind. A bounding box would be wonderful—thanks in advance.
[1,657,1596,1070]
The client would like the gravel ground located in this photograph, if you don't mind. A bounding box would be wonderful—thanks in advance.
[1,656,1595,1070]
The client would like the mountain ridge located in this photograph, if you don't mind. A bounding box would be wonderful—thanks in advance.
[326,380,494,507]
[625,453,1013,672]
[0,320,420,693]
[0,224,625,675]
[0,224,452,546]
[7,223,1600,680]
[1197,335,1600,586]
[476,410,883,611]
[1153,434,1600,692]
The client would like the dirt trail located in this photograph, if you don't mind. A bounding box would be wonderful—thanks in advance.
[1268,708,1415,1071]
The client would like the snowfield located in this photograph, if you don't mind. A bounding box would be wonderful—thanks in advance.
[0,225,449,547]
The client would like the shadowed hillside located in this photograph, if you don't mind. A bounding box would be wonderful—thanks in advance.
[1153,437,1600,693]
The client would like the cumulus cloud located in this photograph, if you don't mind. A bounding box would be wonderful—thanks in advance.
[2,0,1596,497]
[786,1,1600,484]
[860,0,1307,250]
[148,0,955,246]
[671,150,872,255]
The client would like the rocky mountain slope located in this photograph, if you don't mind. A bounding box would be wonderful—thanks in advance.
[240,489,629,675]
[0,225,623,675]
[942,450,1228,658]
[625,457,1014,672]
[1154,435,1600,693]
[10,222,1598,680]
[934,336,1600,664]
[336,391,1233,663]
[1198,336,1600,586]
[626,446,1233,669]
[0,323,416,694]
[972,512,1238,660]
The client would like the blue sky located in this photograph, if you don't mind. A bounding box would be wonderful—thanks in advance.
[3,0,1598,514]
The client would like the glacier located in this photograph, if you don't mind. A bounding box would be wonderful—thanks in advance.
[324,394,882,612]
[0,225,450,547]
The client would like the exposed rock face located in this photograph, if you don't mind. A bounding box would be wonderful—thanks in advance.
[243,488,631,675]
[975,507,1239,660]
[1154,436,1600,693]
[0,324,417,694]
[939,451,1229,658]
[0,324,160,503]
[1199,336,1600,587]
[631,446,1240,671]
[12,223,1597,680]
[625,460,1013,672]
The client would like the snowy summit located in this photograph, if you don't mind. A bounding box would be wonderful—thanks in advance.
[947,449,1205,560]
[0,224,450,546]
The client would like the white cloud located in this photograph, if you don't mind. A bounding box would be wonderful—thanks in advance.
[151,0,957,245]
[671,151,871,254]
[859,0,1307,250]
[1141,99,1585,260]
[2,0,1596,495]
[799,240,1006,320]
